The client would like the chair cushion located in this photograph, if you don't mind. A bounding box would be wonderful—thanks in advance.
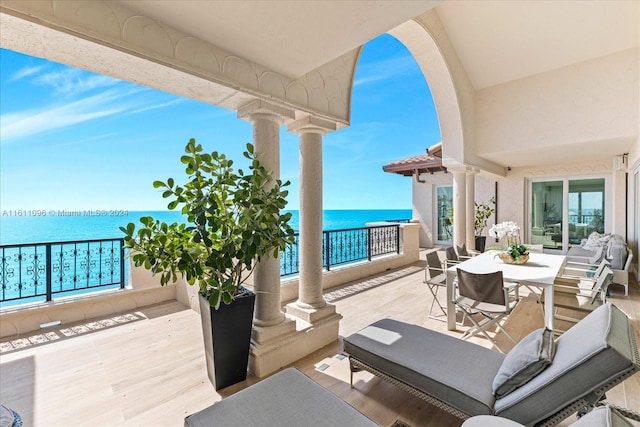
[492,328,555,398]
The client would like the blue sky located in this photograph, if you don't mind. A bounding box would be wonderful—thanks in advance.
[0,34,441,211]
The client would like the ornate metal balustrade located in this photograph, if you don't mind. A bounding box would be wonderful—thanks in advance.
[280,224,401,276]
[2,225,401,304]
[0,238,125,305]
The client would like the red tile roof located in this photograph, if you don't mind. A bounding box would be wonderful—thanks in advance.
[382,143,446,176]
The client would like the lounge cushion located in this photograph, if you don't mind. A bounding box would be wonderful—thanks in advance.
[184,368,379,427]
[570,405,634,427]
[344,318,504,416]
[462,405,633,426]
[492,328,555,398]
[494,304,637,426]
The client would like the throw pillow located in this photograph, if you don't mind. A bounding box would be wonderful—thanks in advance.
[492,328,555,398]
[582,232,611,251]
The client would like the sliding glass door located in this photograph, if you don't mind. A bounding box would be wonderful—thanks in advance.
[531,181,563,249]
[529,177,606,251]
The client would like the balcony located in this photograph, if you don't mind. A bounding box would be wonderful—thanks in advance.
[1,250,638,426]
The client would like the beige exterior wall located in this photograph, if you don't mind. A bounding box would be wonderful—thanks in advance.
[412,172,451,247]
[476,48,639,160]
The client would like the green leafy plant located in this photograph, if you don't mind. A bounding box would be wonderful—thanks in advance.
[474,196,496,236]
[121,138,295,309]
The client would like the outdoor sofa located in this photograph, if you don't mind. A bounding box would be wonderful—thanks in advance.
[343,303,639,426]
[565,232,633,295]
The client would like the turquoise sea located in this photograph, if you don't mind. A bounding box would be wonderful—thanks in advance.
[0,209,412,245]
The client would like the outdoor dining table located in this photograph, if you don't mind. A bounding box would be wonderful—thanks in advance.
[445,250,567,331]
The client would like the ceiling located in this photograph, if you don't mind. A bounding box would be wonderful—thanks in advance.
[115,0,639,89]
[436,0,639,90]
[115,0,440,79]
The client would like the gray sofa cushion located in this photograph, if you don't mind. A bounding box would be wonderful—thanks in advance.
[492,328,555,398]
[343,317,504,416]
[566,245,604,265]
[607,238,628,270]
[494,303,637,426]
[184,368,379,427]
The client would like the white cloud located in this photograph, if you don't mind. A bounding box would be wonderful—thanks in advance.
[354,55,421,86]
[8,65,45,82]
[0,87,147,142]
[32,68,120,96]
[129,99,185,114]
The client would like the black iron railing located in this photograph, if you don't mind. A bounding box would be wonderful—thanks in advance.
[280,224,401,276]
[2,224,403,304]
[0,238,125,304]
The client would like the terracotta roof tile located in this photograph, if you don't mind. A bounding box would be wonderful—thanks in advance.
[382,143,446,176]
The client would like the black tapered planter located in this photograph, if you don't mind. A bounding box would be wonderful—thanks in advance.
[198,288,255,390]
[475,235,487,252]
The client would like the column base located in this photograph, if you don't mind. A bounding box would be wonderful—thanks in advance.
[248,303,342,378]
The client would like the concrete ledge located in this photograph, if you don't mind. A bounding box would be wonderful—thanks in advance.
[280,222,421,303]
[0,285,176,338]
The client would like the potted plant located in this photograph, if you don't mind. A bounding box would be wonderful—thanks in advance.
[121,138,295,390]
[474,196,496,252]
[489,221,529,264]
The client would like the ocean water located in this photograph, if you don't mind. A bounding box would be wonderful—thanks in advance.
[0,209,410,307]
[0,209,412,245]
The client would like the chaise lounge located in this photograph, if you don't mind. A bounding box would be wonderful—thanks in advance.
[185,304,638,427]
[343,303,639,426]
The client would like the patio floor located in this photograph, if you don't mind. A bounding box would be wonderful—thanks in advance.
[1,251,639,426]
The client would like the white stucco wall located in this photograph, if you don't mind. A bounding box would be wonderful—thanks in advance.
[412,172,452,247]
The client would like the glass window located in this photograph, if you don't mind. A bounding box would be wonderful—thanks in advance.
[437,186,453,242]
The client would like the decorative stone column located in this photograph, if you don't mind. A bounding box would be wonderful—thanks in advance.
[237,108,343,379]
[238,100,295,328]
[286,116,340,323]
[466,172,476,250]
